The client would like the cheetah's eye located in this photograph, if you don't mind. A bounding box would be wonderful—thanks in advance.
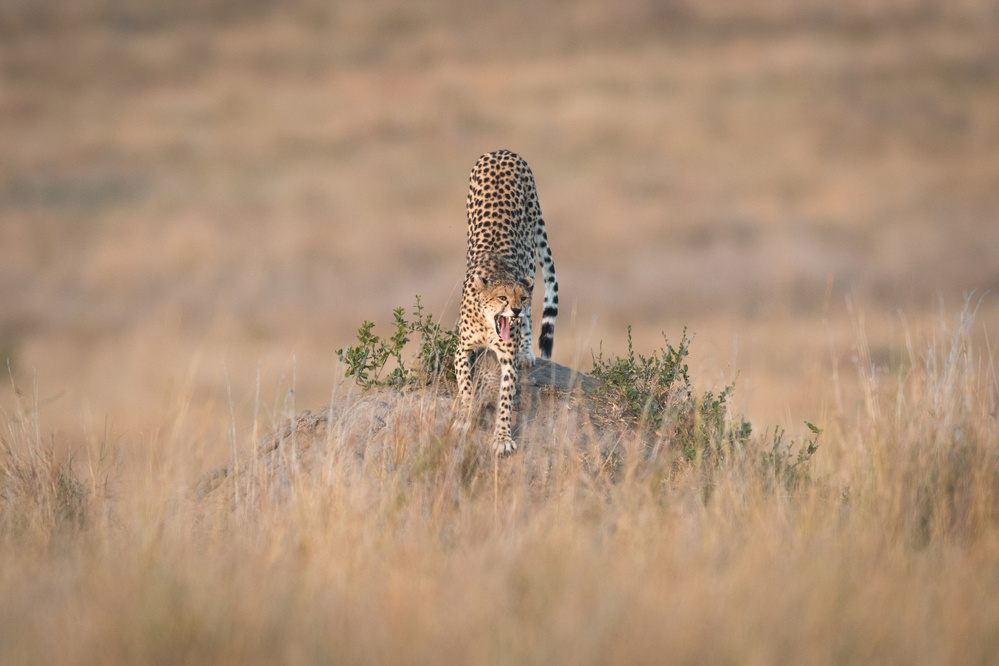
[498,295,508,302]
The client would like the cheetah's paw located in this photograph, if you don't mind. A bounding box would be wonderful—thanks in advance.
[494,435,518,456]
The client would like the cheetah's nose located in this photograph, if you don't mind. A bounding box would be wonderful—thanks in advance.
[511,307,522,318]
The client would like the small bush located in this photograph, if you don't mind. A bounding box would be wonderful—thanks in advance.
[335,295,459,388]
[761,422,822,490]
[590,326,735,457]
[590,326,693,433]
[591,326,818,486]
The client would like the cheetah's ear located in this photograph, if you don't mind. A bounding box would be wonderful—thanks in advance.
[520,276,534,292]
[472,273,488,290]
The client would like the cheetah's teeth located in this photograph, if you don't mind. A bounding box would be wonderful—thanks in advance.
[495,315,511,341]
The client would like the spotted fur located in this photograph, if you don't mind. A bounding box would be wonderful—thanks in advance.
[456,150,558,454]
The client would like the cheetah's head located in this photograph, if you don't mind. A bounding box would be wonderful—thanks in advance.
[472,274,532,342]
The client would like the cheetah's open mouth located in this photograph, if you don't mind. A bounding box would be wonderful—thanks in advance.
[494,315,512,342]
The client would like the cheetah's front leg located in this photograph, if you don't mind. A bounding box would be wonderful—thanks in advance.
[492,352,518,455]
[455,346,476,415]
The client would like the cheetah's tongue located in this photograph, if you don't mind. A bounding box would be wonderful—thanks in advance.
[498,316,511,341]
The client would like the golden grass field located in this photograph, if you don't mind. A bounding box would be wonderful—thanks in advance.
[2,0,999,662]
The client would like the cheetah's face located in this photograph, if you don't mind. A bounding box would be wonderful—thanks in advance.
[473,275,531,342]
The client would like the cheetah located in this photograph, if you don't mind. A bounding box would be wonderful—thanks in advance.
[456,150,558,454]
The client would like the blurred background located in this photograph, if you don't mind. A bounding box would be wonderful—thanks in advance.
[2,0,998,445]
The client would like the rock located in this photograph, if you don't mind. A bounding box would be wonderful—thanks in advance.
[469,352,599,405]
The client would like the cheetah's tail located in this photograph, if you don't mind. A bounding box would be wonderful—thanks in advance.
[538,251,558,361]
[539,305,557,360]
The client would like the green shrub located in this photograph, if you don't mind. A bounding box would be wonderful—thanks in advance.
[590,326,734,458]
[335,296,459,388]
[591,326,818,487]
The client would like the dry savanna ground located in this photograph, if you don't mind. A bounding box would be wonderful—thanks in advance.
[2,0,999,663]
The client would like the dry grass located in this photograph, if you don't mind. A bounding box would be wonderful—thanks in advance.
[2,0,999,661]
[3,300,998,664]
